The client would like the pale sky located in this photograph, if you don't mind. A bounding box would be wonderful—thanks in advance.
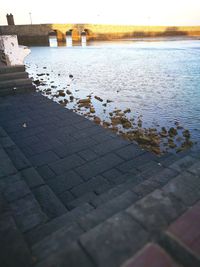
[0,0,200,26]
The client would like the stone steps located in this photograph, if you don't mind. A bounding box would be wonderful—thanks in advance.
[0,193,34,267]
[0,65,35,96]
[28,157,187,261]
[0,65,25,74]
[31,152,200,266]
[34,155,200,267]
[0,78,32,89]
[0,71,28,81]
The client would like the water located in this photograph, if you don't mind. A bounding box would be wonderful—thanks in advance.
[25,39,200,153]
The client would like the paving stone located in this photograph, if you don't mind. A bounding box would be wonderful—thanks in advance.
[25,203,94,246]
[0,135,15,148]
[32,223,84,261]
[10,194,47,232]
[5,145,31,170]
[71,176,110,197]
[79,190,139,231]
[48,154,85,175]
[0,173,31,202]
[67,192,97,210]
[91,138,129,156]
[29,150,59,167]
[91,174,143,207]
[115,144,145,160]
[169,155,198,173]
[102,168,123,182]
[149,168,179,187]
[127,189,185,232]
[0,148,17,178]
[136,160,165,176]
[35,242,94,267]
[0,126,7,137]
[58,190,75,207]
[94,182,114,194]
[167,200,200,257]
[47,170,83,194]
[121,243,180,267]
[163,172,200,205]
[76,153,124,180]
[132,179,160,198]
[80,212,149,267]
[36,165,56,180]
[53,137,97,158]
[73,119,94,130]
[0,212,33,267]
[33,185,67,219]
[78,149,98,161]
[90,130,115,142]
[187,161,200,176]
[20,167,45,188]
[116,152,157,173]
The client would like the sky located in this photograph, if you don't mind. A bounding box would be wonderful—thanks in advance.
[0,0,200,26]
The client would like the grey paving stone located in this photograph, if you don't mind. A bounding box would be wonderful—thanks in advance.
[33,185,67,219]
[94,183,113,195]
[0,148,17,178]
[25,203,94,246]
[0,126,7,137]
[10,193,47,232]
[80,212,149,267]
[67,192,97,210]
[53,137,97,158]
[32,223,84,261]
[102,168,123,180]
[149,168,179,186]
[127,189,185,232]
[0,212,33,267]
[29,150,59,167]
[20,167,45,188]
[76,153,124,180]
[49,154,85,175]
[91,138,129,156]
[36,165,56,180]
[78,149,98,161]
[35,242,94,267]
[0,173,31,202]
[163,171,200,205]
[91,173,143,208]
[0,136,15,148]
[73,127,109,143]
[132,179,160,198]
[187,161,200,176]
[116,152,158,173]
[169,155,198,173]
[5,145,31,170]
[58,190,75,207]
[47,170,83,195]
[136,160,164,175]
[115,144,145,160]
[71,176,110,197]
[90,130,117,143]
[79,190,139,231]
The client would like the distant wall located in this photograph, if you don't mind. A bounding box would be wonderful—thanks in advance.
[0,24,200,46]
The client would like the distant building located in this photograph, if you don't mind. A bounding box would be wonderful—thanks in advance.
[6,14,15,26]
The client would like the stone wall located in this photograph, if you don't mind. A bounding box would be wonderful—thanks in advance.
[0,24,200,46]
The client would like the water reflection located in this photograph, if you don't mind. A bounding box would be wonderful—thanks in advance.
[66,36,72,47]
[81,36,87,47]
[49,36,58,47]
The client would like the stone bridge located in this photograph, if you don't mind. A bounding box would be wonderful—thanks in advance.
[0,23,200,46]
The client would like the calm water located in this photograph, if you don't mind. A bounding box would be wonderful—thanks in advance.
[25,39,200,152]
